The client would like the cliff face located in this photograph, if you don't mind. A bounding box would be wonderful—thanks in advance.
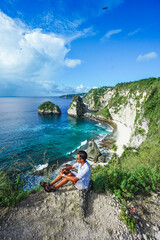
[84,78,159,153]
[68,95,87,117]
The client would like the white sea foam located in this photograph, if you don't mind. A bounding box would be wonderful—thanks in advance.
[77,140,87,149]
[35,163,48,171]
[67,140,88,155]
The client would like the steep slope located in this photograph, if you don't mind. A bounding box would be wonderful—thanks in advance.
[84,77,160,159]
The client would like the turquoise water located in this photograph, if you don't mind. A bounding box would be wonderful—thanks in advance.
[0,97,112,173]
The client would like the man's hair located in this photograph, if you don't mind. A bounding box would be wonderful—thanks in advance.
[77,150,87,161]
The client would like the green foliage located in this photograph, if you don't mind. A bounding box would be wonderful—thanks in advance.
[108,90,128,110]
[134,127,146,136]
[0,148,54,207]
[84,86,110,110]
[115,77,157,92]
[94,106,113,120]
[38,101,61,112]
[91,165,160,199]
[111,143,117,152]
[120,130,160,171]
[108,153,120,166]
[0,171,28,207]
[120,200,136,232]
[73,95,83,101]
[68,95,84,109]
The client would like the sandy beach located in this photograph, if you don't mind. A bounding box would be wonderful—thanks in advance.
[114,121,132,156]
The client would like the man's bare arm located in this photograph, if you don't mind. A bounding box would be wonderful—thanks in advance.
[61,165,74,173]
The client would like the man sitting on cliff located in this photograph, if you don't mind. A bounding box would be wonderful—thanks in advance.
[40,150,91,192]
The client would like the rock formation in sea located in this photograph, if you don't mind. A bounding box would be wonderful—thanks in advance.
[67,95,87,117]
[86,139,105,163]
[38,101,61,115]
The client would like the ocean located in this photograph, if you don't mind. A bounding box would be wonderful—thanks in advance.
[0,97,112,177]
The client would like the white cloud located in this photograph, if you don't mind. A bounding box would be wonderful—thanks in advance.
[128,28,141,36]
[64,58,81,68]
[0,11,83,95]
[75,84,90,93]
[136,52,158,62]
[104,29,122,39]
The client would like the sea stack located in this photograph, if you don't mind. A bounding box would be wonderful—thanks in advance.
[67,95,87,117]
[38,101,61,115]
[86,139,102,162]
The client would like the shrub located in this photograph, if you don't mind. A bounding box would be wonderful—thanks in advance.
[95,106,113,120]
[111,143,117,152]
[0,171,28,207]
[92,165,160,199]
[120,200,136,232]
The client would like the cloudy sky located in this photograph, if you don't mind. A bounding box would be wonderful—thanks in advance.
[0,0,159,96]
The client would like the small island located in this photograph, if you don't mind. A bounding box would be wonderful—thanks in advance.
[38,101,61,115]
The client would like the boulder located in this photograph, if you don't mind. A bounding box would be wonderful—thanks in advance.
[67,95,87,117]
[98,155,106,162]
[86,139,101,162]
[38,101,61,115]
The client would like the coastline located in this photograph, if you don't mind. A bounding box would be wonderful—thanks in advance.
[32,114,132,179]
[83,113,132,158]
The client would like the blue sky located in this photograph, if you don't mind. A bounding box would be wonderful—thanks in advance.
[0,0,160,96]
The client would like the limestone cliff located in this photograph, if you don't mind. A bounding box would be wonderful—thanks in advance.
[68,95,87,117]
[84,78,159,155]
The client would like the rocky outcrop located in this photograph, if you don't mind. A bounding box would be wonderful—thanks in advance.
[67,95,87,117]
[38,101,61,115]
[1,182,160,240]
[86,139,106,163]
[86,139,101,162]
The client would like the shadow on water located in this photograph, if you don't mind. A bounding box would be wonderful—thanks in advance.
[68,115,86,125]
[38,113,61,123]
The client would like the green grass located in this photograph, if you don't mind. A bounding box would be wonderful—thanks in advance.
[93,106,113,120]
[0,171,29,207]
[0,150,55,207]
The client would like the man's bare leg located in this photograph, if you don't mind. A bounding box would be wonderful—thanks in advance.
[54,178,69,189]
[50,172,63,185]
[49,171,76,189]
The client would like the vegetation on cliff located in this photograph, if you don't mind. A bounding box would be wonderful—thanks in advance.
[92,106,113,120]
[84,86,111,110]
[38,101,61,114]
[91,77,160,231]
[92,77,160,190]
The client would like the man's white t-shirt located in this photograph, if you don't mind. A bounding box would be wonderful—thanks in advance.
[73,160,91,190]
